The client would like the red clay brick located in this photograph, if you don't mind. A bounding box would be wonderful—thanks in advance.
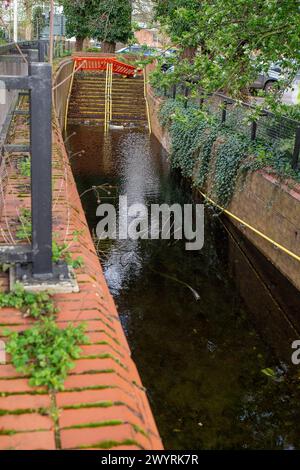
[56,388,137,409]
[60,424,143,449]
[72,358,126,375]
[80,344,124,358]
[59,405,146,431]
[0,431,56,450]
[0,365,23,379]
[64,372,128,391]
[0,413,53,432]
[0,378,43,394]
[0,394,51,412]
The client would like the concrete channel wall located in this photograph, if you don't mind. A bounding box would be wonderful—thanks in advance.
[53,58,74,131]
[146,82,300,292]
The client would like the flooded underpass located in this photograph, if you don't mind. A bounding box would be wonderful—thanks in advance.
[67,124,300,450]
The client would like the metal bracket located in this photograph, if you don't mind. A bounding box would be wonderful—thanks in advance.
[3,144,30,153]
[10,261,79,293]
[0,245,32,264]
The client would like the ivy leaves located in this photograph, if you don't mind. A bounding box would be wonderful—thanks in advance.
[213,136,249,206]
[159,99,269,207]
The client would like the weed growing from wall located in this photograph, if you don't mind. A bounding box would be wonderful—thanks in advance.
[5,317,88,391]
[16,209,84,269]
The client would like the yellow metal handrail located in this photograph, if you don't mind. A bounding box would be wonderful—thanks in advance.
[144,67,152,135]
[104,63,113,134]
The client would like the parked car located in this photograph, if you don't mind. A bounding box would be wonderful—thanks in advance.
[251,64,282,92]
[117,45,161,56]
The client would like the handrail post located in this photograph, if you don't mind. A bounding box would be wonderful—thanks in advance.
[30,62,53,279]
[221,100,227,123]
[251,120,257,141]
[184,86,189,108]
[172,84,176,99]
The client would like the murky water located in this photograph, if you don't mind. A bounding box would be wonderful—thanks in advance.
[67,125,300,450]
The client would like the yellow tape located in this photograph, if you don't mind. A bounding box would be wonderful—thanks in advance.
[200,191,300,263]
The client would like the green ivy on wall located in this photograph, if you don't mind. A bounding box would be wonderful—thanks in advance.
[159,99,300,208]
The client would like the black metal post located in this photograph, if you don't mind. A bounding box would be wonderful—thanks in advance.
[221,100,227,123]
[184,86,189,109]
[38,40,45,62]
[251,120,257,141]
[292,127,300,170]
[29,63,53,278]
[26,49,36,64]
[172,84,176,99]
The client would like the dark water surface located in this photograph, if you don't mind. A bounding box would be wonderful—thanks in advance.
[67,125,300,450]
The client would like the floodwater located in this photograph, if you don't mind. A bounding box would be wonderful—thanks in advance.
[67,125,300,450]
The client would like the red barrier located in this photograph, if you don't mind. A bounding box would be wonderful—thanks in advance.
[74,57,137,77]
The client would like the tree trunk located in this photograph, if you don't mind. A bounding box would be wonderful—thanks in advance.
[83,38,90,50]
[76,37,84,52]
[181,46,197,62]
[101,41,116,53]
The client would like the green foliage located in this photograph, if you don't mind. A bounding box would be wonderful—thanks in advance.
[5,317,88,391]
[60,0,133,48]
[0,282,56,319]
[52,237,84,270]
[274,104,300,122]
[90,0,133,47]
[154,0,300,98]
[16,209,84,270]
[32,6,47,39]
[160,99,299,207]
[16,208,32,241]
[212,135,249,206]
[60,0,94,42]
[19,157,31,177]
[85,47,101,53]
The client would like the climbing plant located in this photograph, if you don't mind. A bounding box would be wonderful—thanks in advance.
[159,99,299,208]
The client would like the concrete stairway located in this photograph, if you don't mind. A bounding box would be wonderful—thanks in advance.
[111,75,148,128]
[68,72,106,124]
[68,71,148,129]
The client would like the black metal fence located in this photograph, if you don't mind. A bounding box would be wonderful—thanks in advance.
[0,39,74,62]
[0,40,70,284]
[163,84,300,170]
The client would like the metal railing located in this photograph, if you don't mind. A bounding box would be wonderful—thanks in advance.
[0,41,71,285]
[74,56,137,76]
[162,84,300,170]
[0,39,74,63]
